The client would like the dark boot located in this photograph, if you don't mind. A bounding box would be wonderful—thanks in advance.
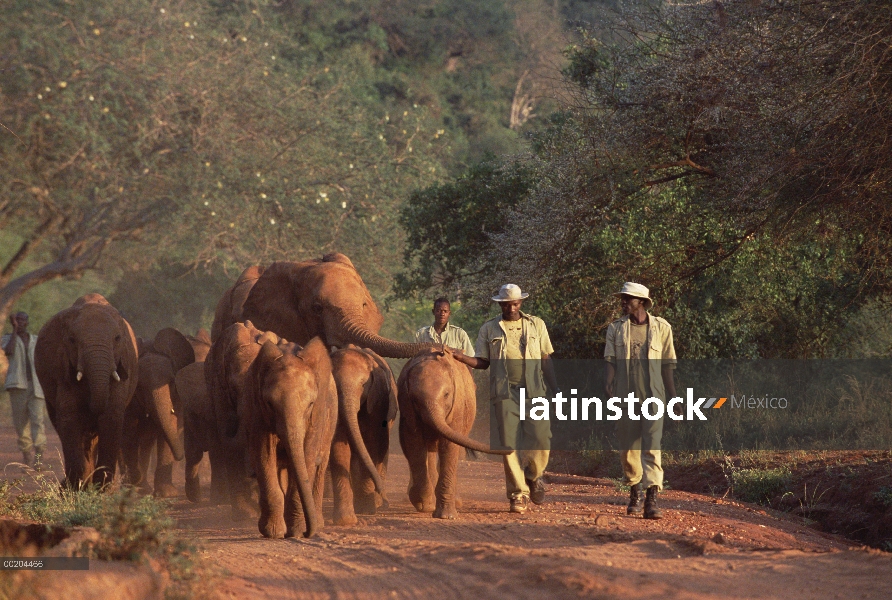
[21,450,34,469]
[526,477,547,505]
[644,485,663,520]
[627,483,643,515]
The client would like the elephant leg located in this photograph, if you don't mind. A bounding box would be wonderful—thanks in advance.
[222,441,257,521]
[120,415,142,488]
[400,418,435,512]
[433,438,460,520]
[153,435,177,498]
[283,457,303,538]
[133,427,154,493]
[208,444,228,504]
[184,417,203,503]
[350,452,377,515]
[95,412,123,487]
[255,433,287,539]
[59,417,88,488]
[330,424,357,526]
[364,407,392,509]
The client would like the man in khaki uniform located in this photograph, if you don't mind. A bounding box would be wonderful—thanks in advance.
[604,282,676,519]
[453,284,559,513]
[2,312,47,468]
[415,297,474,356]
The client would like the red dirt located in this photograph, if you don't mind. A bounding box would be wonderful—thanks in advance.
[2,424,891,598]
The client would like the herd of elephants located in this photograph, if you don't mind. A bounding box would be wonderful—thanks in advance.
[31,253,509,539]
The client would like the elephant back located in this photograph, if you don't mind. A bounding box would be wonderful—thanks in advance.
[211,266,264,342]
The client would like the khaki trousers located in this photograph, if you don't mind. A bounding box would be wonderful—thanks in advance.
[491,388,550,500]
[8,386,47,454]
[617,416,663,490]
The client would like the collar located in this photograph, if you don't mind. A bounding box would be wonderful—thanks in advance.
[500,311,533,324]
[618,313,650,325]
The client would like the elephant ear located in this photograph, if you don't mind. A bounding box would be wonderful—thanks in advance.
[36,307,78,384]
[192,328,211,346]
[299,337,333,394]
[365,349,398,422]
[153,328,195,373]
[240,261,308,344]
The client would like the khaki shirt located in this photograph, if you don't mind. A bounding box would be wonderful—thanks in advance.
[475,312,554,402]
[415,322,475,357]
[2,334,44,398]
[604,314,676,401]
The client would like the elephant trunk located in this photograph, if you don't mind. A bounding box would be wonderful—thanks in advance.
[148,385,185,461]
[84,347,115,415]
[336,313,434,359]
[339,384,385,494]
[284,423,321,538]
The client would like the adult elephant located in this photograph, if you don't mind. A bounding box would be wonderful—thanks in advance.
[246,337,337,538]
[122,328,195,497]
[211,267,262,342]
[34,295,139,487]
[213,253,434,358]
[329,346,397,526]
[205,320,284,519]
[398,348,510,519]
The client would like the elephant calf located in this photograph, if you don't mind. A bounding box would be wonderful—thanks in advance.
[398,348,510,519]
[122,328,195,497]
[246,337,338,538]
[330,346,397,526]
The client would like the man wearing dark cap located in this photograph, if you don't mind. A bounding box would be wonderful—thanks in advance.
[604,282,677,519]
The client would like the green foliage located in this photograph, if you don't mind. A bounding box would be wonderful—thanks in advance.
[0,472,198,581]
[395,158,535,300]
[732,467,791,505]
[398,0,892,359]
[0,0,589,332]
[875,487,892,509]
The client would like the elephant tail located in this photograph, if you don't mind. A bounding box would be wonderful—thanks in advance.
[420,408,512,456]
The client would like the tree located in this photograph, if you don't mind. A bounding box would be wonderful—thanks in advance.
[0,0,451,325]
[398,0,892,358]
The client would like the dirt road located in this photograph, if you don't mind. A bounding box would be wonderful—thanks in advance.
[2,424,891,599]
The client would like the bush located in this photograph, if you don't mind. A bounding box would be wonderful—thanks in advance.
[0,471,206,592]
[732,467,791,505]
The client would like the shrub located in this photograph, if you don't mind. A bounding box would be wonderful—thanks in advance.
[732,467,791,504]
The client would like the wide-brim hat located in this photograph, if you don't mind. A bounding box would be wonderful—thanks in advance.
[612,282,653,310]
[492,283,529,302]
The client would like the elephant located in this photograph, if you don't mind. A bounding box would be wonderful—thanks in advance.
[177,361,221,503]
[212,253,435,358]
[34,294,139,487]
[204,320,284,519]
[122,328,195,497]
[397,348,511,519]
[329,346,397,526]
[211,267,263,342]
[245,337,338,538]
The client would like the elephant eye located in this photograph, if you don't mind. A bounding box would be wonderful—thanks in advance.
[68,336,76,344]
[114,334,121,342]
[312,303,323,313]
